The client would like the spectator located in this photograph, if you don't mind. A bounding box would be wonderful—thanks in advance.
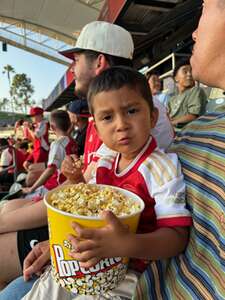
[22,66,191,300]
[0,110,77,290]
[67,99,90,156]
[167,59,206,130]
[14,119,25,141]
[133,1,225,299]
[0,20,173,299]
[0,139,29,187]
[23,107,49,172]
[146,72,169,106]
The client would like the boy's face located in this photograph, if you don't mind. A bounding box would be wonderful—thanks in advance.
[72,53,97,98]
[93,86,157,160]
[191,0,225,87]
[175,65,195,90]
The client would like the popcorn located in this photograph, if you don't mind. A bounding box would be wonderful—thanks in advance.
[52,262,128,296]
[50,183,140,217]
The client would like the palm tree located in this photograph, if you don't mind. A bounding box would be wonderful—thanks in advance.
[10,73,34,113]
[2,64,15,112]
[0,97,9,111]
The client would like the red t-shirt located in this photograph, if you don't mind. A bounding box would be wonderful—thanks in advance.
[44,136,78,190]
[83,118,102,171]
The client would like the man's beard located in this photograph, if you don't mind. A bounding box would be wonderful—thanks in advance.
[74,79,91,99]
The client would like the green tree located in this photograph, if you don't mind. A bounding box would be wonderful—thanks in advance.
[0,97,8,111]
[10,73,35,113]
[2,64,15,112]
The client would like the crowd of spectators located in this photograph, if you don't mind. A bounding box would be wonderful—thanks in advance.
[0,2,225,298]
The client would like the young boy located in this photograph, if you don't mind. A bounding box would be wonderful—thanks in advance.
[63,66,192,298]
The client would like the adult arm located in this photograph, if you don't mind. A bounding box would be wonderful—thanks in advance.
[23,240,50,281]
[0,200,47,233]
[171,113,197,126]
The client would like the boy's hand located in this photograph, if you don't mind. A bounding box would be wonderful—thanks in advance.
[61,155,84,183]
[22,187,34,194]
[68,211,131,268]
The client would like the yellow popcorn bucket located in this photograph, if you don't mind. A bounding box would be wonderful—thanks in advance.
[44,184,145,295]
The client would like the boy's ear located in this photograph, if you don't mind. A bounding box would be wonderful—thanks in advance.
[95,54,110,76]
[150,107,158,129]
[93,119,101,137]
[51,124,56,132]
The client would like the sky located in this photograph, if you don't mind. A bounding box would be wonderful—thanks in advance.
[0,44,68,110]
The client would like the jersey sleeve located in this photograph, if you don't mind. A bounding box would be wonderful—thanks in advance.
[140,150,192,227]
[47,140,65,170]
[0,149,12,167]
[35,121,47,138]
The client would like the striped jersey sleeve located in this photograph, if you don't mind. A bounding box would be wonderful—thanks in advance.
[139,149,192,227]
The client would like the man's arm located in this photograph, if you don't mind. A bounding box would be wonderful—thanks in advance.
[23,240,50,281]
[171,113,197,126]
[0,200,47,233]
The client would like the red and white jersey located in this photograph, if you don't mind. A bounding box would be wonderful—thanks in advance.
[44,136,77,190]
[83,117,102,171]
[33,120,49,152]
[95,137,192,233]
[0,148,28,173]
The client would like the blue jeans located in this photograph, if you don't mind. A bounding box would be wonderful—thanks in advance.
[0,276,38,300]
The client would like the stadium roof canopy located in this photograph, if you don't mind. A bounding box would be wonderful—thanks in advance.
[0,0,105,66]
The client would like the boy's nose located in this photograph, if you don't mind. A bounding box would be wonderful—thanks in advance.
[116,117,130,132]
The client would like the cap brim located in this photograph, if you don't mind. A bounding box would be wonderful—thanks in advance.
[59,48,84,60]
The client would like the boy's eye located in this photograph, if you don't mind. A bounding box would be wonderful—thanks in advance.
[127,108,138,115]
[102,115,112,121]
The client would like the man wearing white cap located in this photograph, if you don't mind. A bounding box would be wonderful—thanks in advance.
[0,21,173,300]
[61,21,174,173]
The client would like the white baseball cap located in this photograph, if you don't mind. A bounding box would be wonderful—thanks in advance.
[60,21,134,60]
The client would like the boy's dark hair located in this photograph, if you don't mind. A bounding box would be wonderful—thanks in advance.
[173,58,191,78]
[50,110,71,132]
[87,66,153,114]
[83,50,133,68]
[146,71,160,80]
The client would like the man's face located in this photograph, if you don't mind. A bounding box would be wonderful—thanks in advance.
[191,0,225,87]
[72,53,96,98]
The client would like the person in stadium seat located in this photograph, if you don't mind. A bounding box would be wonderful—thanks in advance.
[67,99,90,156]
[0,139,29,189]
[1,2,224,300]
[147,72,169,107]
[0,110,77,290]
[167,59,207,131]
[0,20,174,299]
[133,1,225,299]
[23,106,49,173]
